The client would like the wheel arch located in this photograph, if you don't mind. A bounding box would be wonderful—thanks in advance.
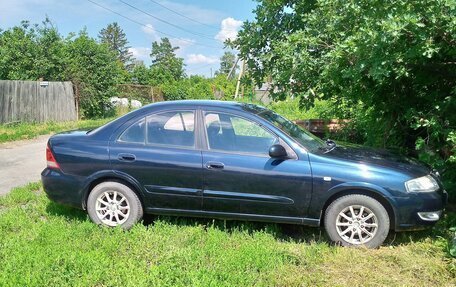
[81,170,146,210]
[320,188,396,230]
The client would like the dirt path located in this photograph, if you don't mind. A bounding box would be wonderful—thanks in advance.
[0,135,50,195]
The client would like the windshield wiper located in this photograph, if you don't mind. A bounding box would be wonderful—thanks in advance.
[323,139,337,153]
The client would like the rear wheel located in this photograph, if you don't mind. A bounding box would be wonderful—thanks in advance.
[324,194,389,248]
[87,181,143,229]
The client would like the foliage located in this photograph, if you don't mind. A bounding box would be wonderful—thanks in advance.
[160,76,211,101]
[160,80,189,101]
[212,74,238,99]
[216,51,237,76]
[0,118,114,143]
[269,97,343,120]
[160,75,237,101]
[131,63,151,85]
[98,22,134,70]
[0,18,66,81]
[149,38,185,85]
[0,19,125,119]
[64,30,123,119]
[234,0,456,198]
[451,227,456,257]
[0,182,455,285]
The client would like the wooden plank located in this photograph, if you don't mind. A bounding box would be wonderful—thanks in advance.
[0,80,77,124]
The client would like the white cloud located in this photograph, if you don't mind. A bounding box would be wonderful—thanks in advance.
[168,38,195,57]
[215,17,243,42]
[141,23,160,42]
[141,24,194,50]
[186,54,219,65]
[139,24,195,57]
[170,38,195,49]
[128,47,151,61]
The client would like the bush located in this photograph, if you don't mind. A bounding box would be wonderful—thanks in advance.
[161,81,188,101]
[160,76,237,101]
[64,31,123,119]
[234,0,456,201]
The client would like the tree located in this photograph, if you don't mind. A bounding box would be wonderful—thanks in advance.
[216,51,237,75]
[131,62,150,85]
[0,18,65,80]
[98,22,134,70]
[234,0,455,195]
[65,29,123,118]
[149,37,185,85]
[0,18,127,118]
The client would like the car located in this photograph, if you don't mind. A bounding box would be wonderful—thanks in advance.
[42,100,448,248]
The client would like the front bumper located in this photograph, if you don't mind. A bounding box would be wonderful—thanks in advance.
[393,189,448,231]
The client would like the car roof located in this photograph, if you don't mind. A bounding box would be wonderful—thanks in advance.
[88,100,269,139]
[140,100,266,113]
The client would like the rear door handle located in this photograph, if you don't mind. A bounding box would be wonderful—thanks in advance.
[118,153,136,162]
[205,161,225,170]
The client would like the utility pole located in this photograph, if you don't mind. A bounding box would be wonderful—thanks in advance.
[234,59,244,99]
[227,56,240,80]
[210,68,213,78]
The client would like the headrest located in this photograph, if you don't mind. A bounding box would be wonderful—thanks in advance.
[207,121,222,137]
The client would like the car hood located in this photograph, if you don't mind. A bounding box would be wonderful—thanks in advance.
[318,144,430,178]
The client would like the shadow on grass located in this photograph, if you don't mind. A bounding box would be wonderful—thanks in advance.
[145,211,455,247]
[46,201,455,248]
[144,214,330,244]
[45,201,88,222]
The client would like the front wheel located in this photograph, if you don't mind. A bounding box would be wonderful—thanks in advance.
[87,181,143,229]
[324,194,390,248]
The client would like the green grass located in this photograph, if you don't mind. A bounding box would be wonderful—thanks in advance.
[0,118,115,143]
[0,183,455,286]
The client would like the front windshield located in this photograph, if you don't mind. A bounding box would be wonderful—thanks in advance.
[257,109,325,151]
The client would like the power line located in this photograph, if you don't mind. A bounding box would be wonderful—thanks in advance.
[147,0,220,31]
[190,62,215,71]
[118,0,217,42]
[86,0,222,49]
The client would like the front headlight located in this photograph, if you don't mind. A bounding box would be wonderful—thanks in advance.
[405,175,439,193]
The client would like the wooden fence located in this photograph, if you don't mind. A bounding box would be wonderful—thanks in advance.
[0,80,77,124]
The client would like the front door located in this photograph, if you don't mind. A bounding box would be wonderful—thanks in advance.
[110,110,203,211]
[201,111,313,219]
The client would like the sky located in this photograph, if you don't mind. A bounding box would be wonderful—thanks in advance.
[0,0,258,77]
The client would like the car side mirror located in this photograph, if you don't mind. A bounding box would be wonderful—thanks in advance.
[269,144,288,158]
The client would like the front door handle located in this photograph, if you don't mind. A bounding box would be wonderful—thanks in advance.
[118,153,136,162]
[205,161,224,170]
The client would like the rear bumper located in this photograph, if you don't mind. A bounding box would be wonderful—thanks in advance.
[393,190,448,231]
[41,168,84,209]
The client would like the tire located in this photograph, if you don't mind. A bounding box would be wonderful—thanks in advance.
[87,181,143,229]
[324,194,390,248]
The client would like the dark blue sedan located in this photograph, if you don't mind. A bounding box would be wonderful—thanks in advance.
[42,100,447,248]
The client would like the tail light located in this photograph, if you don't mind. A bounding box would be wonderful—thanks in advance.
[46,143,60,169]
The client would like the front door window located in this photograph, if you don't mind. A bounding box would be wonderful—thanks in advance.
[204,112,276,155]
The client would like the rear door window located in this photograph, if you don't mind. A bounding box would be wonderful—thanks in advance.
[118,118,146,144]
[147,111,195,147]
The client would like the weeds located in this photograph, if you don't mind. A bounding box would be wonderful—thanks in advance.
[0,183,454,286]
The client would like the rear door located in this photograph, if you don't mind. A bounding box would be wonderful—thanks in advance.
[109,110,203,211]
[201,111,313,219]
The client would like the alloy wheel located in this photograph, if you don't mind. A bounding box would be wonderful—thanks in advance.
[95,191,130,227]
[336,205,378,244]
